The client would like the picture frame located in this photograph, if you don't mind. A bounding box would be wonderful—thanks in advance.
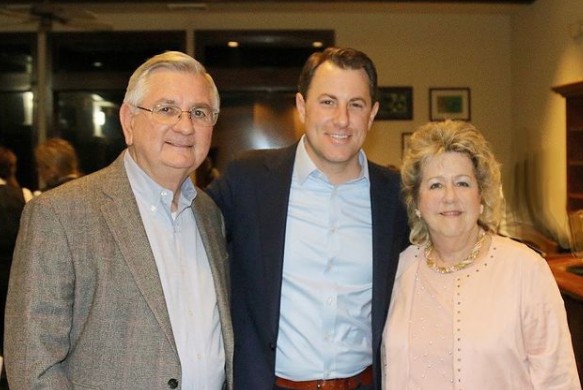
[429,88,471,121]
[401,132,412,158]
[376,87,413,120]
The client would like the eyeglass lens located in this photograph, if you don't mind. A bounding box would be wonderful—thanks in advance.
[142,105,218,126]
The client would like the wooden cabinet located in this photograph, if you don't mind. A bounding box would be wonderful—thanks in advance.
[553,81,583,211]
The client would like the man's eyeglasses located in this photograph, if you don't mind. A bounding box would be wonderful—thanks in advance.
[136,104,219,126]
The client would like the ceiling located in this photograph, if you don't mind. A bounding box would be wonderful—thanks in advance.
[4,0,537,3]
[0,0,539,24]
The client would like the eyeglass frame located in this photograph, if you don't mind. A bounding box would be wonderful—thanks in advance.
[135,104,220,126]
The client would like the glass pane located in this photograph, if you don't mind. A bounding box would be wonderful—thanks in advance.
[0,92,36,190]
[204,46,318,68]
[56,91,126,176]
[52,31,186,73]
[0,34,34,73]
[196,30,334,69]
[210,91,299,173]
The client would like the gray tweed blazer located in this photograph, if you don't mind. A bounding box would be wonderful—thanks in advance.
[4,152,233,389]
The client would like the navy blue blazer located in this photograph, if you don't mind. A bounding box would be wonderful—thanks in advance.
[207,142,410,390]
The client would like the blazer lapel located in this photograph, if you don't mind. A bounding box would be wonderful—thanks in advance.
[191,193,230,313]
[369,163,400,351]
[255,144,296,333]
[99,154,177,353]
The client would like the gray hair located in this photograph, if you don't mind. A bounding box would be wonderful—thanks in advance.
[123,51,219,111]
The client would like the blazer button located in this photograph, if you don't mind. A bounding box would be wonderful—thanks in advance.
[167,378,179,389]
[269,343,276,351]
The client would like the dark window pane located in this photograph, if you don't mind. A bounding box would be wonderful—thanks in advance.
[0,33,34,92]
[204,46,319,68]
[211,91,298,173]
[0,34,34,73]
[196,30,334,69]
[0,92,36,190]
[56,91,126,175]
[52,31,186,72]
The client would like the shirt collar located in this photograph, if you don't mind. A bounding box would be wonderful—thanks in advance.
[293,134,370,185]
[123,150,196,211]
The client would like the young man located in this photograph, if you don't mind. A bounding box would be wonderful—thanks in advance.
[5,51,233,390]
[207,47,409,390]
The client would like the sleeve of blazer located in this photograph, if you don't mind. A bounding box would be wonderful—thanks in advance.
[5,196,76,389]
[205,157,238,235]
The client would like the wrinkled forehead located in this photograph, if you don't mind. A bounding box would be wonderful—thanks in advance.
[142,69,217,106]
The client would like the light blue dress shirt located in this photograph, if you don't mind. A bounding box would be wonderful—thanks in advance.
[124,152,225,390]
[275,136,373,380]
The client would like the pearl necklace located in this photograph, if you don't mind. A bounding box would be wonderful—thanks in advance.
[424,229,487,274]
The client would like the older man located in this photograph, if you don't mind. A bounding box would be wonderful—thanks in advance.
[5,51,233,390]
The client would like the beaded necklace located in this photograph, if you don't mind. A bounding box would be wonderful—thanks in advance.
[424,229,487,274]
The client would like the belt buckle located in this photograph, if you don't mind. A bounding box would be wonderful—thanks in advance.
[315,378,345,390]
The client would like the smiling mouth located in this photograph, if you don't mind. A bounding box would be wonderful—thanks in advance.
[166,141,193,148]
[441,211,461,216]
[329,133,350,141]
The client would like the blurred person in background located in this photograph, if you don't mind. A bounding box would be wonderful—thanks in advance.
[0,146,28,370]
[34,138,82,193]
[0,146,32,202]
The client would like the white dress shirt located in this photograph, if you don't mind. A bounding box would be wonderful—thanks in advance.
[124,152,225,390]
[276,136,373,380]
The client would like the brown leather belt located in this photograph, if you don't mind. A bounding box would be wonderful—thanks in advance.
[275,366,373,390]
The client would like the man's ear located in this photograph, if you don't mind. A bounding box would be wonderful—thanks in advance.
[119,103,134,146]
[367,101,380,130]
[296,92,306,124]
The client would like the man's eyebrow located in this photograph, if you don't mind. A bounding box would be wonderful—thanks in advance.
[316,93,336,99]
[151,98,178,106]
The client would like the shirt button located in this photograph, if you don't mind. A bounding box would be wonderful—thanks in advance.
[167,378,178,388]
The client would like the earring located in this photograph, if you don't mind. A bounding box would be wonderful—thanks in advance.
[480,204,484,214]
[415,209,421,218]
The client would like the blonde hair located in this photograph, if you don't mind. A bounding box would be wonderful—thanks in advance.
[401,120,503,245]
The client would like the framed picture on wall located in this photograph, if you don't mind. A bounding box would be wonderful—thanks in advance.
[376,87,413,120]
[429,87,471,121]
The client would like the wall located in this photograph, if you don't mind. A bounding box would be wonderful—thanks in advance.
[0,4,520,228]
[512,0,583,246]
[107,10,512,161]
[102,7,514,184]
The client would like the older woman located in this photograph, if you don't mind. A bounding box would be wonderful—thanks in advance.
[382,120,580,389]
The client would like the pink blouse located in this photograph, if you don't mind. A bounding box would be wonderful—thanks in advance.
[382,235,581,389]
